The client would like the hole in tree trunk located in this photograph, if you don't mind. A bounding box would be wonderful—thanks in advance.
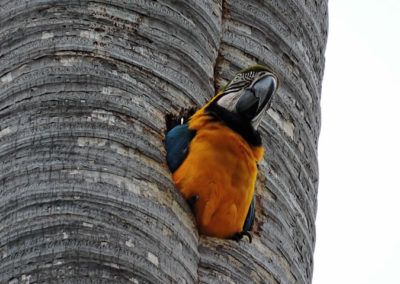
[165,107,197,134]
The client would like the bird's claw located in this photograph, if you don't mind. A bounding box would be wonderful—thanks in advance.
[187,195,199,212]
[230,231,252,243]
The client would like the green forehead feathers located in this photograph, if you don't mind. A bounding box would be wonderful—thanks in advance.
[220,65,279,93]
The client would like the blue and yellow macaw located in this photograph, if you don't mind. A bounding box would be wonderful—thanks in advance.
[165,65,279,242]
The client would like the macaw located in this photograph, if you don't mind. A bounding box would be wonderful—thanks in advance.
[165,65,279,242]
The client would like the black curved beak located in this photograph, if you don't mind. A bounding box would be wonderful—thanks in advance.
[236,74,277,128]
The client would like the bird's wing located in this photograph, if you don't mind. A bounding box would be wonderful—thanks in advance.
[243,195,255,232]
[165,124,196,173]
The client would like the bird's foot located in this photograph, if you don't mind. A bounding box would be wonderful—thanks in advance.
[187,195,199,212]
[230,231,252,243]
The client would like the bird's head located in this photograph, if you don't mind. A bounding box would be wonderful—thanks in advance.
[213,65,279,129]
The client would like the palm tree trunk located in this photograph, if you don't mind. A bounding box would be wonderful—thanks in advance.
[0,0,327,283]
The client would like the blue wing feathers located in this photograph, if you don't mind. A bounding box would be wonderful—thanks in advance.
[165,124,196,173]
[243,195,255,232]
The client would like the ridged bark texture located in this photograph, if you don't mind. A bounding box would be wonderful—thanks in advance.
[0,0,327,283]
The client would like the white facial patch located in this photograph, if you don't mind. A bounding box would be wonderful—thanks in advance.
[216,91,242,112]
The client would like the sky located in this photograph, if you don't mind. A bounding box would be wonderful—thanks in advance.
[313,1,400,283]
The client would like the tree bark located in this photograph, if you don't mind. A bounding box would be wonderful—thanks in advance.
[0,0,328,283]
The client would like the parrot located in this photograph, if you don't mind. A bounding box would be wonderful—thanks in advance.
[165,65,279,242]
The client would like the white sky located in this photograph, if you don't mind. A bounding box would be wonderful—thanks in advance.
[313,1,400,283]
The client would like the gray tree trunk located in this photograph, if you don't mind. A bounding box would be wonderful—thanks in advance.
[0,0,328,283]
